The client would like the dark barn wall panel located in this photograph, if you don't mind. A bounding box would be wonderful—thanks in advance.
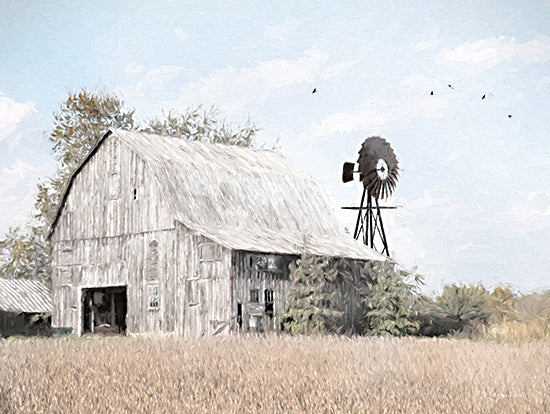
[231,251,295,333]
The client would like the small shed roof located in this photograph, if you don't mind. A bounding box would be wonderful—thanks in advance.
[0,278,53,313]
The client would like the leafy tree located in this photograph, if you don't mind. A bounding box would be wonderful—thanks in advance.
[514,289,550,319]
[362,262,423,336]
[0,226,51,285]
[485,286,517,322]
[416,284,521,337]
[143,106,258,147]
[50,90,136,172]
[283,253,343,335]
[435,283,490,325]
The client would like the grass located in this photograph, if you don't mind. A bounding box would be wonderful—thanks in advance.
[0,334,549,413]
[484,316,550,345]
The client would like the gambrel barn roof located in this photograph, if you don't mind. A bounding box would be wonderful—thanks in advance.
[0,278,52,314]
[50,129,386,261]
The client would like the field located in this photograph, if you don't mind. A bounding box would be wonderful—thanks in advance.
[0,335,549,413]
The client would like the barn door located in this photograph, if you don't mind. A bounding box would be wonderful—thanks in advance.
[185,279,206,337]
[81,286,127,335]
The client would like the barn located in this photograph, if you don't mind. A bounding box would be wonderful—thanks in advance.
[48,129,385,337]
[0,278,52,337]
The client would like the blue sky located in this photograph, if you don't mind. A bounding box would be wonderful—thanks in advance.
[1,0,550,294]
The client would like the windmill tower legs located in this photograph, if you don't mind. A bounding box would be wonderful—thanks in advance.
[353,187,390,256]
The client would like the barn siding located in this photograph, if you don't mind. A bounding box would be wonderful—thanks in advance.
[51,135,176,333]
[175,223,232,338]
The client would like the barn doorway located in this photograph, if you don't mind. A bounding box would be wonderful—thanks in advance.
[82,286,127,335]
[264,289,274,332]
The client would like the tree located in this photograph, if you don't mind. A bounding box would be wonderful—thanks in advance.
[362,261,423,336]
[282,253,343,335]
[0,89,258,284]
[0,226,51,285]
[143,106,257,147]
[435,283,490,325]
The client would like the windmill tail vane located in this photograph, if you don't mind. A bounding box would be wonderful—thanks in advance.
[341,136,399,256]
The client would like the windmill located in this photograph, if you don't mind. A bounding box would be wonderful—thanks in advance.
[342,136,399,256]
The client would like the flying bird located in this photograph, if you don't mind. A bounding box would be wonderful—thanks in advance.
[448,84,453,89]
[508,114,512,118]
[312,88,317,94]
[481,94,486,100]
[430,91,434,96]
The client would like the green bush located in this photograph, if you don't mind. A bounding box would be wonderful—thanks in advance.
[282,254,343,335]
[361,262,423,336]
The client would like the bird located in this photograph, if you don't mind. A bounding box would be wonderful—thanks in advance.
[508,114,512,118]
[448,84,453,89]
[481,94,486,100]
[430,91,434,96]
[312,88,317,94]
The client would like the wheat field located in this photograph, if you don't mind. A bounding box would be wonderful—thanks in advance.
[0,335,548,413]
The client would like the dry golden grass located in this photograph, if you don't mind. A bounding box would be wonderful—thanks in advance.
[0,334,549,413]
[485,317,550,345]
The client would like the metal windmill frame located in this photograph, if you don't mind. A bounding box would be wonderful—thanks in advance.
[341,136,399,257]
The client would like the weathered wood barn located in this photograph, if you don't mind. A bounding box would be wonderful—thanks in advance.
[0,278,52,337]
[48,129,385,336]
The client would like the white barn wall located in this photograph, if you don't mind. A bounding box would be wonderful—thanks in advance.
[51,134,176,333]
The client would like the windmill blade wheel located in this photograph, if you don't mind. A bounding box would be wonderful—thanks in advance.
[357,136,399,199]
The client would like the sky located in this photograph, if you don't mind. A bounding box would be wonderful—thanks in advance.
[1,0,549,294]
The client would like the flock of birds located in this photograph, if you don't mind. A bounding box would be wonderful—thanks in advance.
[312,85,513,118]
[432,84,512,118]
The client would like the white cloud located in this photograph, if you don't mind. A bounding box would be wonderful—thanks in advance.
[0,94,55,234]
[119,50,361,118]
[119,65,199,109]
[0,160,54,235]
[124,63,146,74]
[184,49,329,113]
[322,60,357,79]
[312,94,448,137]
[313,104,393,136]
[496,190,550,232]
[120,49,329,116]
[386,190,465,292]
[173,28,189,42]
[0,95,38,148]
[438,35,550,73]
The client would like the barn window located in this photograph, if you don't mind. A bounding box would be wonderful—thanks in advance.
[148,283,160,310]
[146,240,159,281]
[248,254,282,272]
[60,246,73,265]
[59,268,72,286]
[250,289,259,303]
[199,243,220,261]
[264,289,274,303]
[266,256,280,272]
[109,139,120,175]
